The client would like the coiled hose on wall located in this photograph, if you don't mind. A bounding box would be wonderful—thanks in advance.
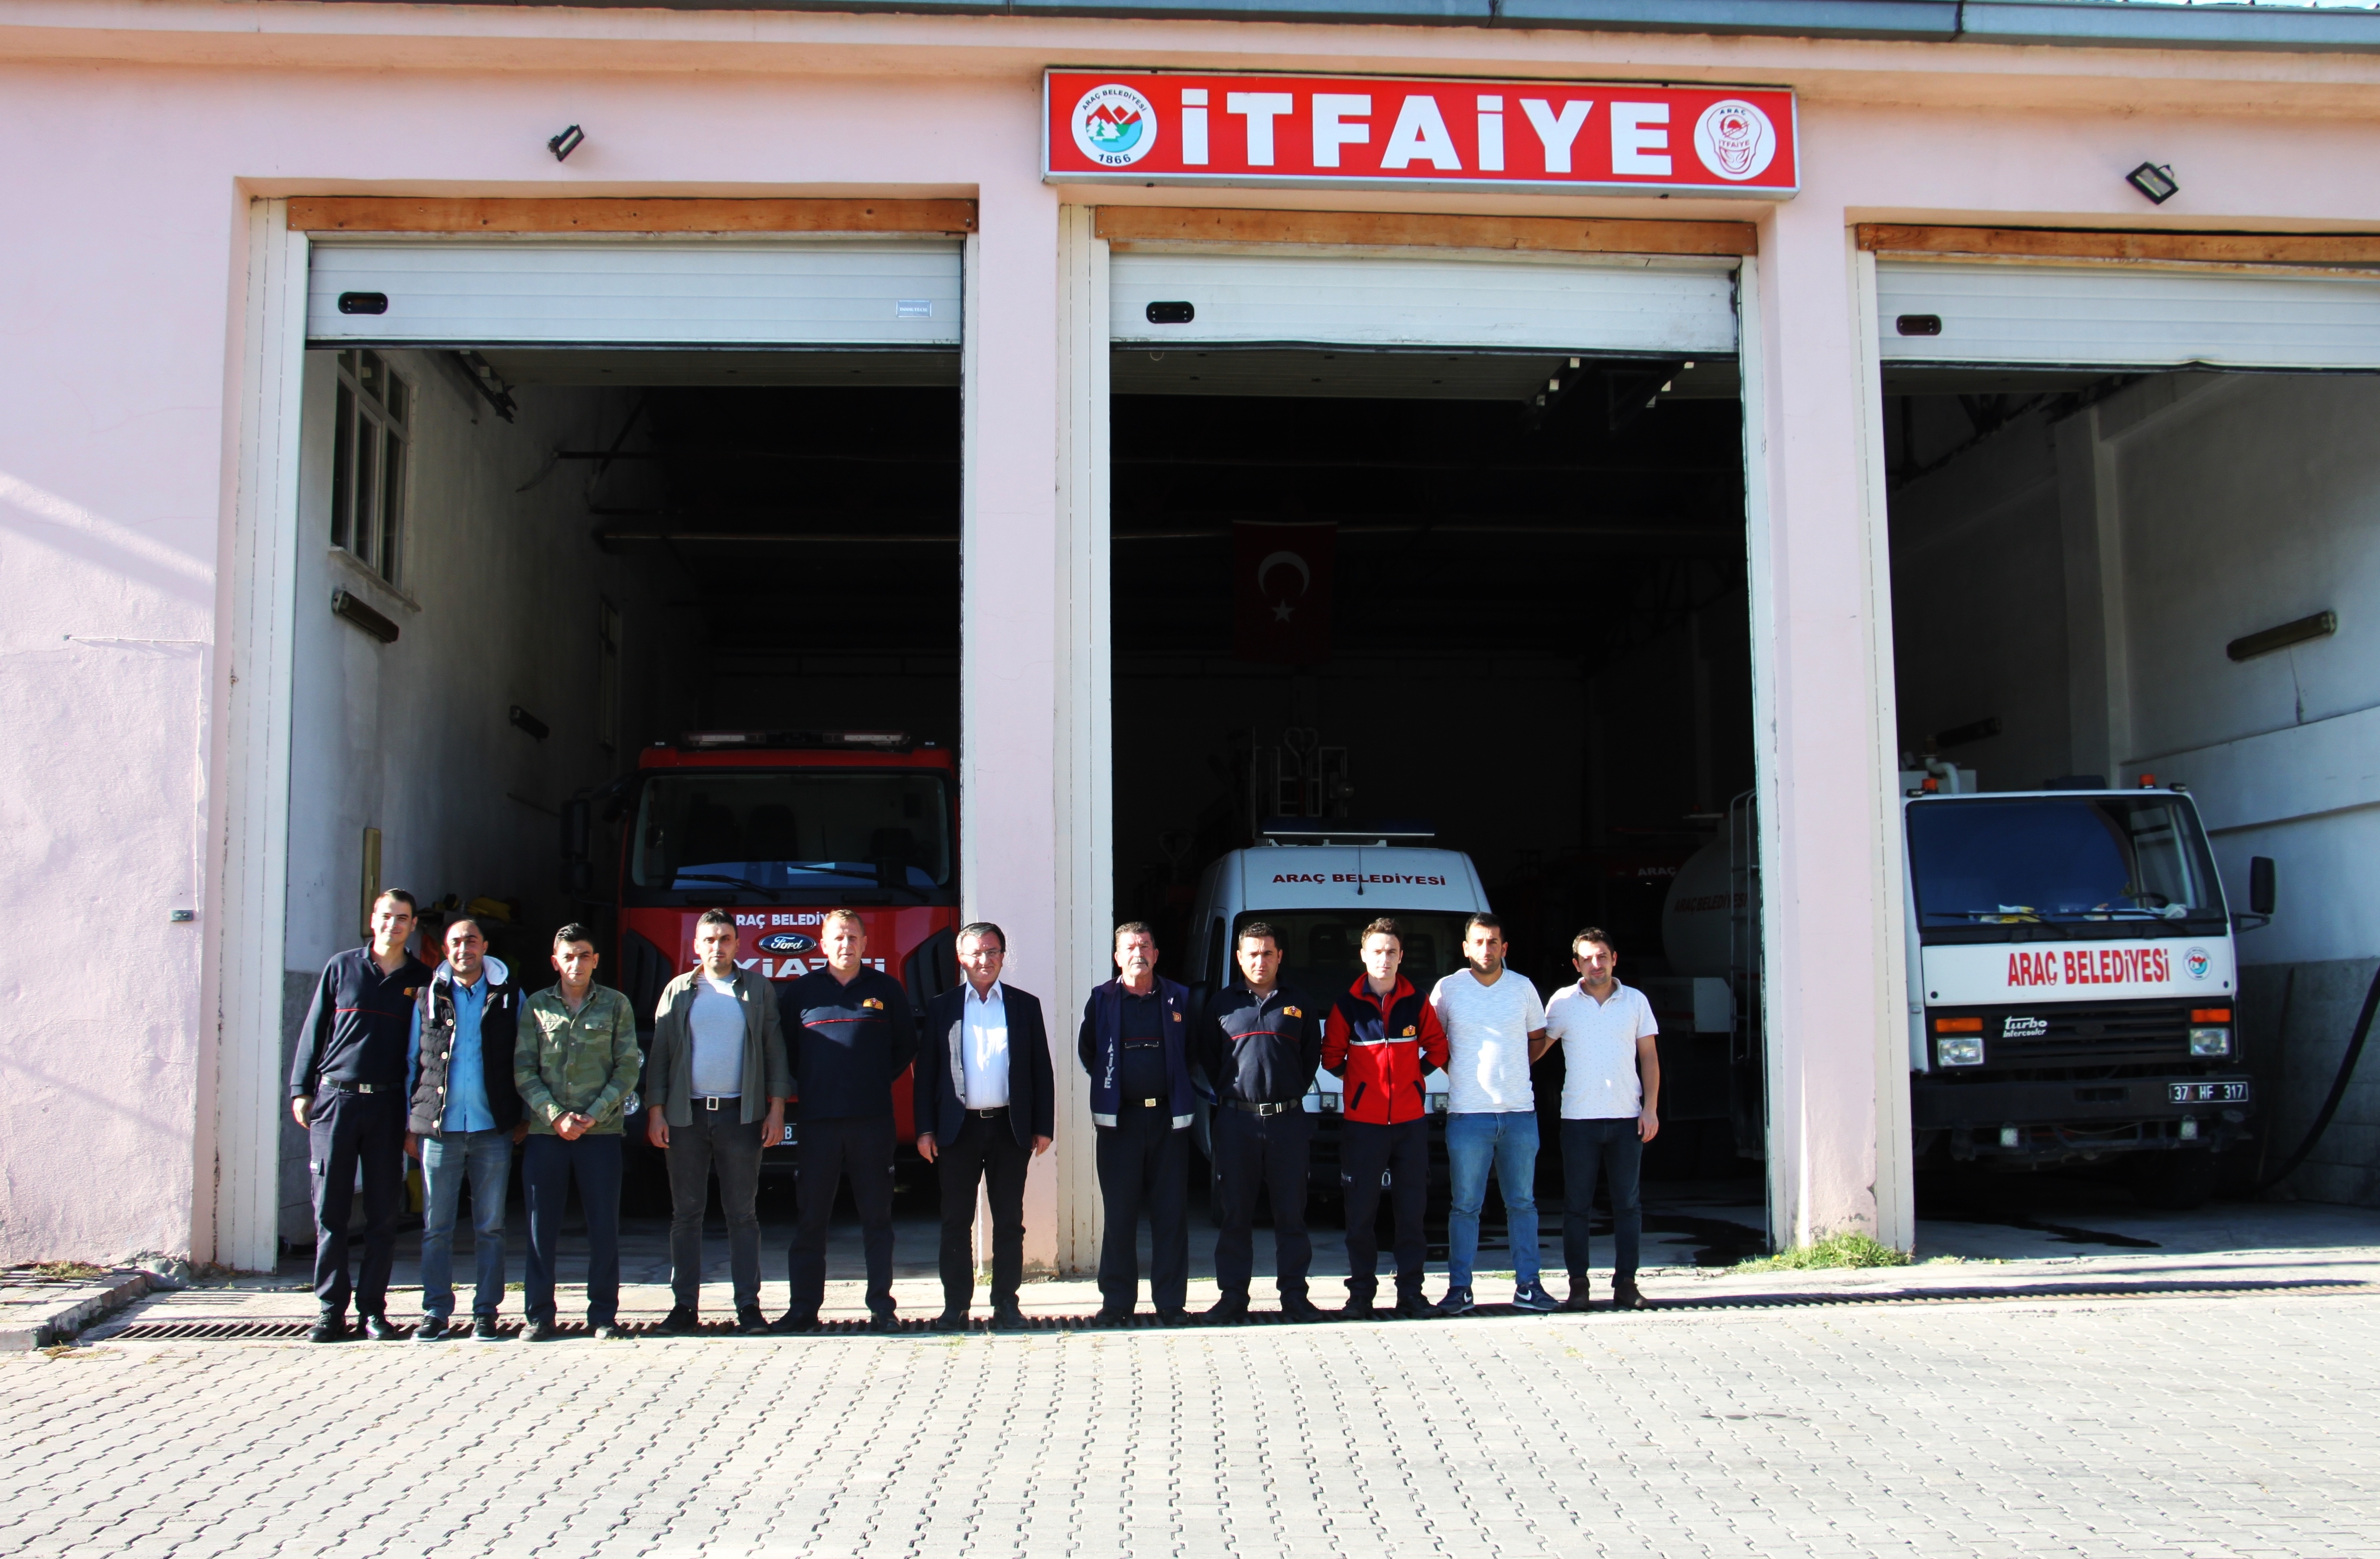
[2256,960,2380,1192]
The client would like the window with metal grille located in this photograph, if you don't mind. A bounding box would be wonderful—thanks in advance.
[329,349,410,585]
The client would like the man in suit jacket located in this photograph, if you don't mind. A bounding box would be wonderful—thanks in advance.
[915,921,1054,1331]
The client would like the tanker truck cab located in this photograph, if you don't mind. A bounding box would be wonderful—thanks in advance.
[1183,823,1493,1191]
[1903,784,2273,1209]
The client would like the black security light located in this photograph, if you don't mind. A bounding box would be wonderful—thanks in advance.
[510,704,552,741]
[548,125,586,163]
[2226,609,2335,662]
[2125,162,2180,205]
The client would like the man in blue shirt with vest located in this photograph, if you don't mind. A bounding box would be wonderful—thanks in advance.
[1197,921,1325,1324]
[404,916,526,1341]
[1078,922,1196,1327]
[290,889,433,1343]
[777,908,917,1333]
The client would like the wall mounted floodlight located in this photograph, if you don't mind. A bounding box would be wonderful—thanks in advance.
[2125,162,2180,204]
[548,125,586,163]
[2227,609,2335,662]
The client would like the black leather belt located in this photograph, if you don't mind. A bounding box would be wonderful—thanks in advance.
[969,1106,1008,1118]
[1229,1100,1294,1116]
[324,1082,380,1095]
[697,1096,737,1112]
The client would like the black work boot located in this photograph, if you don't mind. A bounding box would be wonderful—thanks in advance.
[308,1310,349,1344]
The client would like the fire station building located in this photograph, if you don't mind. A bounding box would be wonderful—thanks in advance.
[2,0,2377,1275]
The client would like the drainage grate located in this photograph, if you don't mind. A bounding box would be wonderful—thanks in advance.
[94,1279,2368,1343]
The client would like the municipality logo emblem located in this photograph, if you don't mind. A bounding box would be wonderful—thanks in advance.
[2185,947,2212,980]
[1693,99,1778,182]
[1073,83,1158,168]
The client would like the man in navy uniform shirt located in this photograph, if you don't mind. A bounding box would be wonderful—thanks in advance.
[289,889,433,1342]
[1078,922,1197,1327]
[777,908,917,1332]
[1197,921,1325,1324]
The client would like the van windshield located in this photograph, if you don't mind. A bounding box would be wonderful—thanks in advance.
[1232,910,1469,1007]
[1905,795,2223,927]
[630,771,952,896]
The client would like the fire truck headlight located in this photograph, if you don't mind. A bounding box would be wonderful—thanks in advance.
[1937,1036,1985,1067]
[2189,1026,2232,1058]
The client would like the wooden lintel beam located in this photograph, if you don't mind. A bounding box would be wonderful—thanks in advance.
[1096,206,1755,257]
[1857,223,2380,267]
[287,197,978,236]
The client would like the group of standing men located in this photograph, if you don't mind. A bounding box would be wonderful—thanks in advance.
[293,891,1659,1338]
[1081,912,1662,1324]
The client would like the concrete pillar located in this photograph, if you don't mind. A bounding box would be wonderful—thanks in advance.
[960,178,1107,1277]
[1745,211,1915,1252]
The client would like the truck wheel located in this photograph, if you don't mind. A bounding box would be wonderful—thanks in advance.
[2126,1146,2220,1211]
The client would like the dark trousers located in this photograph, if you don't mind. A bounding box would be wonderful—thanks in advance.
[307,1088,408,1317]
[1561,1116,1644,1285]
[1094,1109,1189,1312]
[1340,1117,1429,1303]
[788,1114,896,1318]
[523,1133,624,1327]
[1212,1106,1314,1302]
[666,1108,767,1312]
[935,1109,1033,1314]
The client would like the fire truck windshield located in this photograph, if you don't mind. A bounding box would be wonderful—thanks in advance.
[630,771,952,896]
[1906,795,2225,927]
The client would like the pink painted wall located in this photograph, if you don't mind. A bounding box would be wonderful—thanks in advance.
[1,2,2376,1262]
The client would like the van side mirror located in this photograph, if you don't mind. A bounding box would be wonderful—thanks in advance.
[559,797,592,895]
[2248,856,2277,917]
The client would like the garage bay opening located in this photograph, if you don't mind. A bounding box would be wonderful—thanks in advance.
[281,236,967,1257]
[1877,251,2380,1227]
[1105,242,1767,1270]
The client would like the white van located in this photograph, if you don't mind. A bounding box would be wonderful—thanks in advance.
[1182,827,1494,1188]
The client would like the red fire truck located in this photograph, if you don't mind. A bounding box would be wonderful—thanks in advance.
[570,730,961,1181]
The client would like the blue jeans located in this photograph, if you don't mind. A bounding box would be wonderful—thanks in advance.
[419,1128,513,1322]
[1445,1110,1540,1290]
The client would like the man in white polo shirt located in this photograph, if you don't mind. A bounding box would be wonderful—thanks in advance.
[1429,913,1554,1315]
[1542,926,1660,1311]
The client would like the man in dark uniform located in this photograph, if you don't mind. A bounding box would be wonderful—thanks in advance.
[1078,922,1196,1327]
[778,908,917,1332]
[1197,921,1325,1324]
[289,888,433,1342]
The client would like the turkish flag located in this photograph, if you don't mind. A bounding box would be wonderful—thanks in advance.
[1233,521,1335,665]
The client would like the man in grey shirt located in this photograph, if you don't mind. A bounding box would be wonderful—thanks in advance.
[646,909,791,1335]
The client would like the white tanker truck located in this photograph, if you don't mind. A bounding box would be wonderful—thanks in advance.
[1661,778,2273,1209]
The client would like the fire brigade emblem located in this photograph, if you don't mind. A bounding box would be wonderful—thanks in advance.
[1692,99,1776,182]
[1072,83,1158,168]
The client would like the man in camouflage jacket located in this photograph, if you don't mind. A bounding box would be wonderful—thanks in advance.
[514,922,643,1341]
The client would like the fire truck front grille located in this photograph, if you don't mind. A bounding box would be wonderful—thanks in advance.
[1982,1001,2196,1070]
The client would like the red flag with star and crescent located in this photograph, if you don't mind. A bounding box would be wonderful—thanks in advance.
[1232,521,1336,665]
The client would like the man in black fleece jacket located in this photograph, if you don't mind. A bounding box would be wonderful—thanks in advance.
[776,909,918,1331]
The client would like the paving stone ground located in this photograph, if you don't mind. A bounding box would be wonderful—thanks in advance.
[7,1280,2378,1557]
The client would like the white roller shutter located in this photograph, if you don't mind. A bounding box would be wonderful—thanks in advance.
[1111,248,1738,354]
[1877,259,2380,371]
[307,239,962,348]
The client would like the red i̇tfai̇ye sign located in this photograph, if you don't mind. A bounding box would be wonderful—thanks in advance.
[1045,70,1796,197]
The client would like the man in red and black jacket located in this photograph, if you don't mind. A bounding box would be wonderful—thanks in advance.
[1322,917,1449,1320]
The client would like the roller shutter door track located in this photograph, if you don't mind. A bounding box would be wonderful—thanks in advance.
[1111,249,1739,355]
[307,239,963,348]
[1877,260,2380,371]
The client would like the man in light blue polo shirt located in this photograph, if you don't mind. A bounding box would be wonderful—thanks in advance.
[406,918,527,1340]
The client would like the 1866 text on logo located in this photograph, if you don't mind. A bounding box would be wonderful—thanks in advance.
[1072,83,1159,167]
